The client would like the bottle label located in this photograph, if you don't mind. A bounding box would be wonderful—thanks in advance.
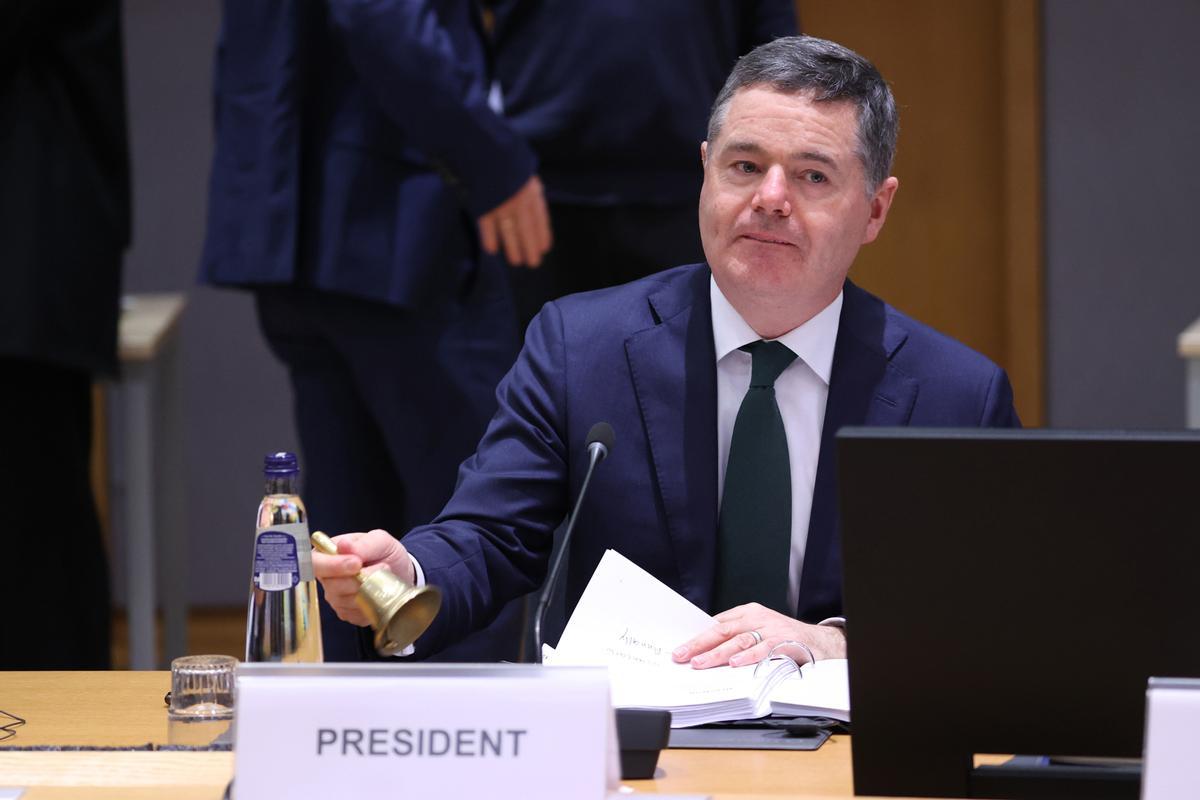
[253,521,313,591]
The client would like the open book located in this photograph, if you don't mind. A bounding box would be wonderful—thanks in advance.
[545,549,850,728]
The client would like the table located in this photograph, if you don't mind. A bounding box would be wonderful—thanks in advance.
[108,294,188,669]
[0,671,970,800]
[0,672,223,800]
[1179,316,1200,428]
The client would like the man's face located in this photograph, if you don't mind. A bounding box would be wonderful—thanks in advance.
[698,86,898,333]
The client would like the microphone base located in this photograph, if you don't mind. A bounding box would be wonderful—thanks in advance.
[616,707,671,779]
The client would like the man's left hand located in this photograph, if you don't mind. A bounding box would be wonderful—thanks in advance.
[672,603,846,669]
[477,175,552,268]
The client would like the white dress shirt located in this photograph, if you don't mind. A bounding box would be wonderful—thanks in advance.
[710,277,842,613]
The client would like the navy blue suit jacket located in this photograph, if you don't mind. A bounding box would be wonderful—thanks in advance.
[490,0,797,205]
[403,264,1019,655]
[200,0,534,308]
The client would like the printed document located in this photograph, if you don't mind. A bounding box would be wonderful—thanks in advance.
[547,550,849,726]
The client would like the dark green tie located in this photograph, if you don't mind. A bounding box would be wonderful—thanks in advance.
[714,340,798,615]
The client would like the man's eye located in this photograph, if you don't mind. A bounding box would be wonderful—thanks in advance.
[733,161,758,174]
[804,171,828,184]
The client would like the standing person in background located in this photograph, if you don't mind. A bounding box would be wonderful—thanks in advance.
[488,0,799,330]
[200,0,549,662]
[0,0,129,668]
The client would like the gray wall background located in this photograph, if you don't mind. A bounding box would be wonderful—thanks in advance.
[1044,0,1200,428]
[120,0,296,607]
[116,0,1200,607]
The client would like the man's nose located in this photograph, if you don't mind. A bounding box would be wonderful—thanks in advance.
[752,165,791,216]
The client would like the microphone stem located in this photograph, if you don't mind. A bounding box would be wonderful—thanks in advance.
[534,444,603,663]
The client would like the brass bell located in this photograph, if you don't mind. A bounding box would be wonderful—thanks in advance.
[311,531,442,656]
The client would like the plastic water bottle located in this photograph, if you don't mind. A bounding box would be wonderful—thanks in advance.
[244,452,324,662]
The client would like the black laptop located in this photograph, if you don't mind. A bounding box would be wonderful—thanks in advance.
[837,428,1200,798]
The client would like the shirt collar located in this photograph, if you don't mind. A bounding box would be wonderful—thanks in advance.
[710,276,843,386]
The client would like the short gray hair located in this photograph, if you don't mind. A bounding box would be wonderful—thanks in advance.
[707,35,898,192]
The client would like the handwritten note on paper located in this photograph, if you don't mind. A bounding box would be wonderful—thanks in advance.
[552,550,714,668]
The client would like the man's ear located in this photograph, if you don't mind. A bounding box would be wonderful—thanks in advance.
[700,141,708,166]
[863,176,899,245]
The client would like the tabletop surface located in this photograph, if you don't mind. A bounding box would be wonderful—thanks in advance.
[0,671,919,800]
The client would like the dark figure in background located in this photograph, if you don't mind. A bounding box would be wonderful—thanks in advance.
[200,1,549,662]
[489,0,799,329]
[0,0,129,668]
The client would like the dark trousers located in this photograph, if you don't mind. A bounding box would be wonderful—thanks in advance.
[508,202,705,332]
[254,259,528,661]
[1,358,111,668]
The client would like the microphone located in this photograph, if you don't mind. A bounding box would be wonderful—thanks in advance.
[534,422,615,663]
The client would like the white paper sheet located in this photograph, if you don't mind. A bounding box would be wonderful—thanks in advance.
[552,550,714,668]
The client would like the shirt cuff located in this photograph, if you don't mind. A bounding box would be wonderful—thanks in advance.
[390,554,427,658]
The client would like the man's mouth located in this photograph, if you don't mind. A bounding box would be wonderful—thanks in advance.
[739,232,794,247]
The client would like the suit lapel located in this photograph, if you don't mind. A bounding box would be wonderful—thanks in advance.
[624,268,719,610]
[798,281,918,620]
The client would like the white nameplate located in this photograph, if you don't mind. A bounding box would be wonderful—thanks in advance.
[1142,677,1200,800]
[233,663,617,800]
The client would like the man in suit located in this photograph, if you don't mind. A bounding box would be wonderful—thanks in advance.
[200,0,550,661]
[486,0,798,330]
[1,0,128,668]
[314,35,1019,665]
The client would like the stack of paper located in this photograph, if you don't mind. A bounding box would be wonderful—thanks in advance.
[547,550,850,727]
[602,659,798,727]
[770,658,850,722]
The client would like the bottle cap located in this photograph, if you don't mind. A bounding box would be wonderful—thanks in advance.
[263,451,299,475]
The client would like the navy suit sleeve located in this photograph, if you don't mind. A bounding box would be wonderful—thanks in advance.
[401,302,573,655]
[981,366,1022,428]
[327,0,536,216]
[742,0,800,51]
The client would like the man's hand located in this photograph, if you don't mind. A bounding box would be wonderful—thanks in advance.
[477,175,552,268]
[671,603,846,669]
[312,529,414,627]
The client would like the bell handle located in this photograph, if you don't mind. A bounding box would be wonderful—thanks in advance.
[310,530,367,585]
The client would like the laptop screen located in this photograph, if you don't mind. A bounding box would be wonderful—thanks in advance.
[837,427,1200,798]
